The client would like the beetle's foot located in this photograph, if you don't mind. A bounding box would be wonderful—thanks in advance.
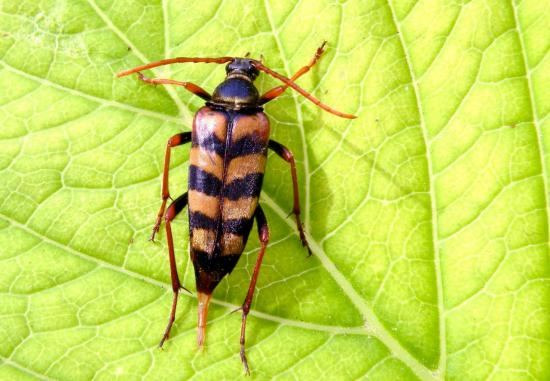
[149,232,158,242]
[294,215,312,256]
[149,215,164,242]
[158,333,169,349]
[317,41,327,57]
[298,229,313,257]
[240,345,251,376]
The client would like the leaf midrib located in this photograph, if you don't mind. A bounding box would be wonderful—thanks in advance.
[262,0,313,228]
[511,0,550,244]
[386,0,445,377]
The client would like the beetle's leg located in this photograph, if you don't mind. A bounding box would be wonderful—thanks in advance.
[259,41,326,105]
[159,192,189,348]
[268,140,312,255]
[150,132,192,242]
[137,73,212,101]
[239,205,270,375]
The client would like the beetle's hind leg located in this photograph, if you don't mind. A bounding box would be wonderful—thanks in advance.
[137,72,212,101]
[150,132,191,242]
[268,140,312,255]
[159,192,189,348]
[259,41,326,104]
[239,205,270,375]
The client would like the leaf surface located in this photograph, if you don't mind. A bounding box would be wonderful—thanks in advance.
[0,0,549,380]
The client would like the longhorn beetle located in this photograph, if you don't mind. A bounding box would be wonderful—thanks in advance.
[117,42,355,374]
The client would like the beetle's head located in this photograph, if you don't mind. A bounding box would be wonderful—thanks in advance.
[225,58,259,81]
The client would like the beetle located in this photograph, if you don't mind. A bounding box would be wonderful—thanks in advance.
[117,42,355,374]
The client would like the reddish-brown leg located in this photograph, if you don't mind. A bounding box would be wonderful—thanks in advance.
[159,192,188,348]
[240,205,270,375]
[150,132,191,241]
[259,41,326,104]
[137,72,211,100]
[268,140,311,255]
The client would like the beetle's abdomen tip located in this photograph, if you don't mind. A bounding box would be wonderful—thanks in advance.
[197,291,212,348]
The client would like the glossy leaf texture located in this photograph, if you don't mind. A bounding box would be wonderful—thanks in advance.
[0,0,549,380]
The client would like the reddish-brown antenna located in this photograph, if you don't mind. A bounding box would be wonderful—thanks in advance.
[116,51,356,119]
[251,60,356,119]
[117,56,234,78]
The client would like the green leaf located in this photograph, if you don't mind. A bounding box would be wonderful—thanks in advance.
[0,0,549,379]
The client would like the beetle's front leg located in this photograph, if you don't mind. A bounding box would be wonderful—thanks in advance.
[150,132,192,241]
[259,41,326,104]
[137,72,212,101]
[268,140,312,255]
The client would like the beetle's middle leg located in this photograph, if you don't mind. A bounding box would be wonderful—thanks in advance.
[268,140,312,255]
[239,205,270,375]
[150,132,191,242]
[259,41,326,104]
[160,192,188,348]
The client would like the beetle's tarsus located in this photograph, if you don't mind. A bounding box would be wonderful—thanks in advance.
[299,230,313,257]
[294,216,312,256]
[240,346,251,376]
[149,220,162,242]
[150,192,174,242]
[159,333,169,349]
[305,244,313,257]
[317,41,327,56]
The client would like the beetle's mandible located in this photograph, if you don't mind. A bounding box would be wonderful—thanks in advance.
[117,42,355,374]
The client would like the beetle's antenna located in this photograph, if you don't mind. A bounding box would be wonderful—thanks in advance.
[117,56,234,78]
[252,61,357,119]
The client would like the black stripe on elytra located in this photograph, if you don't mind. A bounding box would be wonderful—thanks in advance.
[223,217,254,236]
[192,134,225,156]
[192,250,241,293]
[188,165,222,196]
[229,135,267,158]
[193,248,241,270]
[189,211,218,231]
[223,173,264,200]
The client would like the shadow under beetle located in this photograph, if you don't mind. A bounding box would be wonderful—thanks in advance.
[117,42,355,374]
